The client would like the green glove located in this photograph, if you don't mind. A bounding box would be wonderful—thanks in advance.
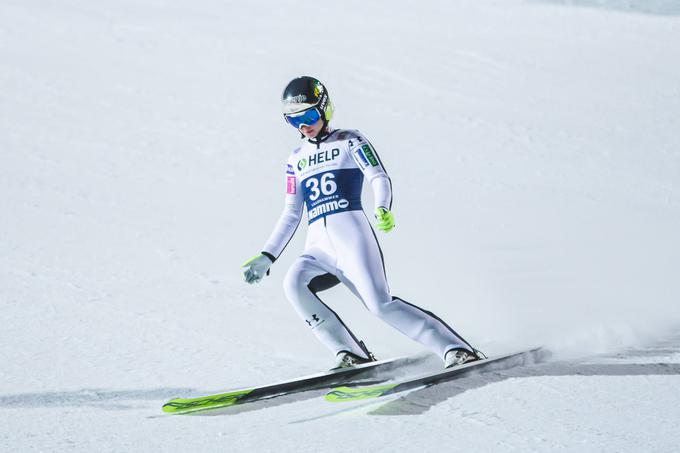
[375,207,395,233]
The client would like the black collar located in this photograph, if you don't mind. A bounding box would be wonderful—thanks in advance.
[307,128,337,148]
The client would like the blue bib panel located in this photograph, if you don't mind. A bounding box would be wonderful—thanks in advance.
[302,168,364,224]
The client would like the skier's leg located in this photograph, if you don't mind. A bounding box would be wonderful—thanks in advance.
[283,255,371,359]
[333,214,474,359]
[341,273,473,359]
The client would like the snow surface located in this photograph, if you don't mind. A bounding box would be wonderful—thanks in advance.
[1,0,679,451]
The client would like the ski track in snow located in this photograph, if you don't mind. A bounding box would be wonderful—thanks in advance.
[2,0,680,451]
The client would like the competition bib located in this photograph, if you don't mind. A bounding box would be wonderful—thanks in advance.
[302,169,363,223]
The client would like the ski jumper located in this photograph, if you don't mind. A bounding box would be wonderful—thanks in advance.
[263,129,472,360]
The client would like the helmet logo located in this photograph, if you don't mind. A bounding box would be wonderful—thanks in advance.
[285,94,307,105]
[297,158,307,171]
[318,93,328,112]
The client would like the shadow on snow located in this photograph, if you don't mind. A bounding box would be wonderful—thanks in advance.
[370,360,680,416]
[0,388,195,410]
[531,0,680,16]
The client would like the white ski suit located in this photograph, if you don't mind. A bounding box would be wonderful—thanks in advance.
[262,129,472,360]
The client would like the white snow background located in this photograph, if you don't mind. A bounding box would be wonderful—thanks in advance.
[1,0,680,451]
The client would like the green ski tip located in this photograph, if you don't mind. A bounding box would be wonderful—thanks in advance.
[162,388,253,414]
[325,383,398,402]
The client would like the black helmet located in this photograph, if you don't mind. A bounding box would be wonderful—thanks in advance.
[281,76,334,122]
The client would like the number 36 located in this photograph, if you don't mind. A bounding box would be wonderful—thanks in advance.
[305,173,337,201]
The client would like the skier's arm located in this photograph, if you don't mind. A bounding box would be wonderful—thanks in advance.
[370,174,392,212]
[349,134,395,232]
[262,169,304,259]
[242,168,303,284]
[349,136,392,210]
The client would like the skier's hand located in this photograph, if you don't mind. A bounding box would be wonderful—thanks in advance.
[374,207,395,233]
[241,253,274,284]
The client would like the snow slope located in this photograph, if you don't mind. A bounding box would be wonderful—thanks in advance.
[1,0,679,451]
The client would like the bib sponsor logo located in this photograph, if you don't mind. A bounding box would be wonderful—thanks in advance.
[308,198,349,221]
[286,176,296,194]
[305,148,340,168]
[297,158,307,171]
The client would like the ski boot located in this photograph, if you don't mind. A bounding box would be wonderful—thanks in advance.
[331,341,376,370]
[444,348,481,369]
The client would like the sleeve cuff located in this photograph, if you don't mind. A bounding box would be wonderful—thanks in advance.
[261,251,277,263]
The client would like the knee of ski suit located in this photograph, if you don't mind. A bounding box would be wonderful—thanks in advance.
[282,259,311,302]
[363,294,399,319]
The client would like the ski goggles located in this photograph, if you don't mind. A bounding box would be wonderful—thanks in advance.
[284,107,322,129]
